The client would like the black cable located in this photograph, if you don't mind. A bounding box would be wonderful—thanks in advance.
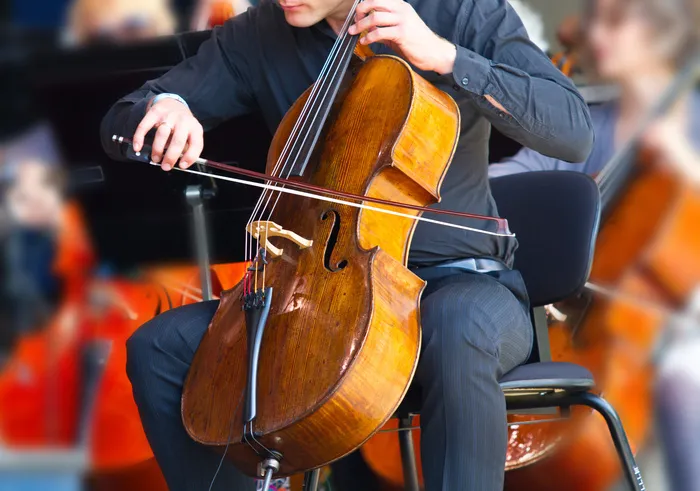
[207,396,243,491]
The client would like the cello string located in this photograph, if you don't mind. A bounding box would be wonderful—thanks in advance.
[261,0,358,192]
[249,5,359,282]
[246,39,344,239]
[248,5,360,290]
[244,11,355,282]
[147,161,514,237]
[244,36,344,271]
[247,5,356,228]
[263,3,360,227]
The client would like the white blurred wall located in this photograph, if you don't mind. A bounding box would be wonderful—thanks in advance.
[514,0,583,51]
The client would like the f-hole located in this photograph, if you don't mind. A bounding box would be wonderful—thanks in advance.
[321,209,348,272]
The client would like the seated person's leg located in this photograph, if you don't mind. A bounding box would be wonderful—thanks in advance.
[417,271,533,491]
[126,300,257,491]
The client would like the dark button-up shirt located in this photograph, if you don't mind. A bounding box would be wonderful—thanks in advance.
[101,0,593,267]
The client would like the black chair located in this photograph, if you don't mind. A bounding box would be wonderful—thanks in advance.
[304,171,646,491]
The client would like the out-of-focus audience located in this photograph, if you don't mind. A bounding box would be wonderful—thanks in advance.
[551,14,584,77]
[64,0,177,45]
[190,0,251,31]
[0,125,65,358]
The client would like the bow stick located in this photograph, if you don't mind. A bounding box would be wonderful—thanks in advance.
[112,135,514,237]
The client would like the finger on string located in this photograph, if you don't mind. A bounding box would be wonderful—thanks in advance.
[133,111,162,152]
[361,26,400,45]
[354,4,374,22]
[356,0,397,16]
[152,122,175,166]
[349,11,400,35]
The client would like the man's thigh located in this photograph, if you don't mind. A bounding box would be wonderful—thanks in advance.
[418,271,532,376]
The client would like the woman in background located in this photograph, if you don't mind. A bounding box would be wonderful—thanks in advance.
[489,0,700,489]
[489,0,700,183]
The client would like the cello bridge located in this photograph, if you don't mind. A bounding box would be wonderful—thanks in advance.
[247,221,313,259]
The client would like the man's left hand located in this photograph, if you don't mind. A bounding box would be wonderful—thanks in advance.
[349,0,456,75]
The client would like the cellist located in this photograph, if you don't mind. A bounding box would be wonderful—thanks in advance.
[100,0,593,489]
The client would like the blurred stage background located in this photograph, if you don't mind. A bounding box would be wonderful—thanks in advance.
[0,0,698,490]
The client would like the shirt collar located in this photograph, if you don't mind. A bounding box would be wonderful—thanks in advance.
[312,19,338,40]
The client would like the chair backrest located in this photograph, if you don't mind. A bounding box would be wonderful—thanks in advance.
[490,171,601,308]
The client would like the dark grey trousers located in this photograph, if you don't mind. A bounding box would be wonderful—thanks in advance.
[126,268,533,491]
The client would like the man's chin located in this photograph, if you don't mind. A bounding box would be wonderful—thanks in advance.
[283,10,321,28]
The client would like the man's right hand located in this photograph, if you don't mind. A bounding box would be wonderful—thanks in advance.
[132,98,204,171]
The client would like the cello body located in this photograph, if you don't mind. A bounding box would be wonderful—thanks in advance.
[182,54,460,477]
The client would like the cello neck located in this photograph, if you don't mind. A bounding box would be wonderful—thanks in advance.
[280,2,361,177]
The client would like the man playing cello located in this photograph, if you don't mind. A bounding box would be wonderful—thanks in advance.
[101,0,593,489]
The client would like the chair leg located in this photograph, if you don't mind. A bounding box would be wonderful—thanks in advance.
[303,468,321,491]
[398,416,420,491]
[570,392,646,491]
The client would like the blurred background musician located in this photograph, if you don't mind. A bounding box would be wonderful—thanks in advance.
[64,0,177,46]
[551,14,584,77]
[489,0,700,490]
[190,0,252,31]
[490,0,699,182]
[0,125,66,345]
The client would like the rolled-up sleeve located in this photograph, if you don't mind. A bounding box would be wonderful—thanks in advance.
[100,11,258,161]
[452,0,594,163]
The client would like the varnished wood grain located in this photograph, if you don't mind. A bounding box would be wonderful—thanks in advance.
[181,55,459,477]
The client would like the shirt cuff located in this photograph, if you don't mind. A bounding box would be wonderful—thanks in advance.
[451,46,492,96]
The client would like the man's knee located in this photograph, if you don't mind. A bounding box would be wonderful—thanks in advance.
[126,320,158,385]
[125,301,218,385]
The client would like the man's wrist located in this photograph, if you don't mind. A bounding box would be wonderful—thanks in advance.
[147,93,190,111]
[432,37,457,75]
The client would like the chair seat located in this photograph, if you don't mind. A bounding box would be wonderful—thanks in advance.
[499,361,595,392]
[395,362,595,417]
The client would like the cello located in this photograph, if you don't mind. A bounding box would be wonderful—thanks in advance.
[179,9,461,480]
[110,0,516,484]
